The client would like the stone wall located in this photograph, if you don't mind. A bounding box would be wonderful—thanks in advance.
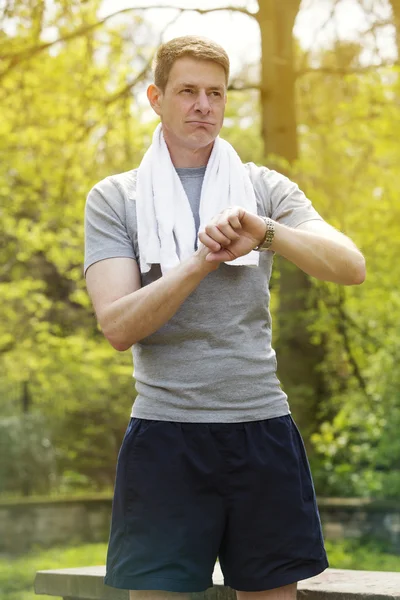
[1,496,399,554]
[0,496,112,554]
[318,497,400,550]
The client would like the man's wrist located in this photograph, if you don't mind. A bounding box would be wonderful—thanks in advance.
[191,247,220,274]
[254,217,276,251]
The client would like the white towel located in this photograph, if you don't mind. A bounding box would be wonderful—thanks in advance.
[136,123,260,274]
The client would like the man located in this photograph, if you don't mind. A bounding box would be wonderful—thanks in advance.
[84,36,365,600]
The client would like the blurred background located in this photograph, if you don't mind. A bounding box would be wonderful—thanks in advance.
[0,0,399,598]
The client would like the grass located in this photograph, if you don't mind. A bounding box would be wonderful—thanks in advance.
[325,538,400,571]
[0,538,399,600]
[0,543,107,600]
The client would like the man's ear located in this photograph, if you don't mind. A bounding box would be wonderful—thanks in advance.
[147,84,163,115]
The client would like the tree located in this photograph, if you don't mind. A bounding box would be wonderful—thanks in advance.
[294,33,400,495]
[0,0,158,493]
[1,0,399,498]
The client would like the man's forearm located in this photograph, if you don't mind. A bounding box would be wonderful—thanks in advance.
[270,221,365,285]
[100,251,217,351]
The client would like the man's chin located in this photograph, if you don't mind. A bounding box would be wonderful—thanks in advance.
[186,130,216,148]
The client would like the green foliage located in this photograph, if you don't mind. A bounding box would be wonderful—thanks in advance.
[222,89,264,164]
[325,538,400,571]
[0,543,107,600]
[0,414,56,496]
[293,44,400,496]
[0,1,399,499]
[0,0,152,494]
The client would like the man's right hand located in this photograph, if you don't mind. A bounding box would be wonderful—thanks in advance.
[193,242,221,272]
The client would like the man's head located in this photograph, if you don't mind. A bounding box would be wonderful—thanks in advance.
[153,36,230,92]
[147,36,230,164]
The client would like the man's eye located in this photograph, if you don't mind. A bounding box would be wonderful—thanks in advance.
[212,91,221,97]
[182,89,193,94]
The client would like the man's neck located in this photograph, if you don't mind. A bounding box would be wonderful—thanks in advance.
[163,136,213,168]
[171,155,209,168]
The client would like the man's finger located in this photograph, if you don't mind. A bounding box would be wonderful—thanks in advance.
[199,231,222,252]
[215,220,241,241]
[204,224,234,246]
[227,214,242,230]
[206,247,236,262]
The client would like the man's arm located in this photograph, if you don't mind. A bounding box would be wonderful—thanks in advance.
[85,245,218,352]
[199,207,366,286]
[269,218,366,285]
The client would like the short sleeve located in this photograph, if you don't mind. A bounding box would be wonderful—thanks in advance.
[84,177,137,276]
[262,169,322,228]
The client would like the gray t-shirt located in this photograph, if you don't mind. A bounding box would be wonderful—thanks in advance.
[84,162,322,422]
[175,165,205,244]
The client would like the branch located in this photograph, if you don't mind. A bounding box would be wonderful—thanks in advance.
[229,61,396,88]
[361,18,394,35]
[104,12,181,106]
[336,287,371,401]
[128,4,254,17]
[104,56,153,106]
[296,61,396,77]
[69,13,179,143]
[338,307,381,347]
[306,0,342,51]
[228,82,260,91]
[1,4,255,72]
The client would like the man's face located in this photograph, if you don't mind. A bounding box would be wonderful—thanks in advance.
[150,57,227,151]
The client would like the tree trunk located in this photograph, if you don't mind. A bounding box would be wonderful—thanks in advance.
[389,0,400,59]
[22,380,32,496]
[256,0,325,439]
[257,0,299,162]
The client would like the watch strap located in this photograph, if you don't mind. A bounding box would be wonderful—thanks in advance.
[254,216,275,251]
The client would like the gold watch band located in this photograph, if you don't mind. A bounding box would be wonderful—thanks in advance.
[254,216,275,251]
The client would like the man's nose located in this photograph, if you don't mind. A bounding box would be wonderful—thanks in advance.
[195,91,211,113]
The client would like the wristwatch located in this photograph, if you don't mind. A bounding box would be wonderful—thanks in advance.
[254,216,275,251]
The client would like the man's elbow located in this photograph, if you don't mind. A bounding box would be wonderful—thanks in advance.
[109,337,133,352]
[348,253,366,285]
[101,321,135,352]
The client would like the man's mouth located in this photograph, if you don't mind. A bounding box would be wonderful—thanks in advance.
[186,121,215,126]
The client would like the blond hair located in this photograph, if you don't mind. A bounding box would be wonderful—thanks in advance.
[153,36,230,91]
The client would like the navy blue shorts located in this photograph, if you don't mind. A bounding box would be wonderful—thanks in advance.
[104,415,328,593]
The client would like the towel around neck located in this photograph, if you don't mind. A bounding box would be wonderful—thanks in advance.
[136,123,260,274]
